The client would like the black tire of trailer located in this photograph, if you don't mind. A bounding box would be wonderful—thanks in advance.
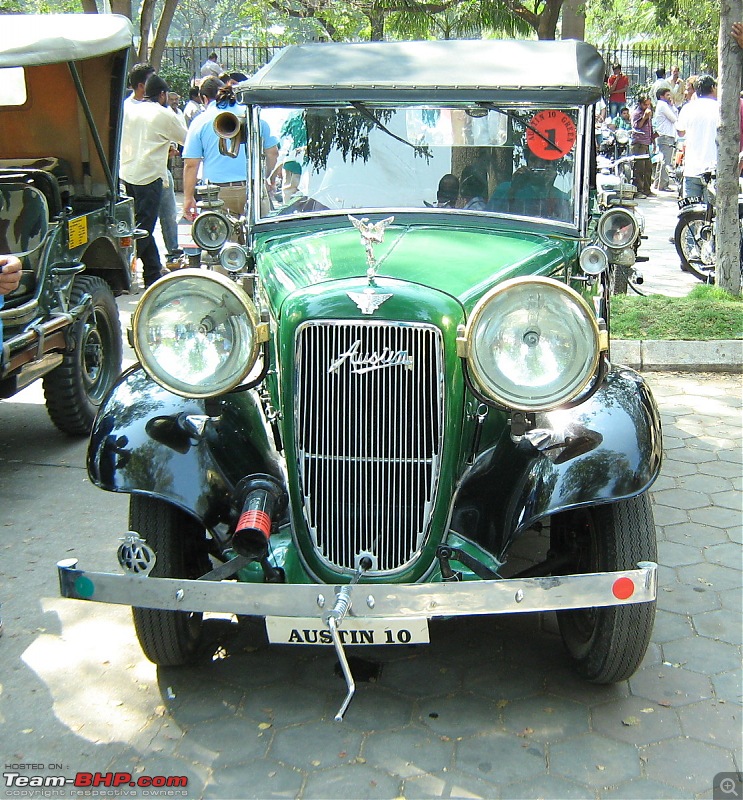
[550,494,657,684]
[131,496,211,666]
[42,275,122,435]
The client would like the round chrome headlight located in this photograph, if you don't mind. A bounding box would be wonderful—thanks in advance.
[579,245,609,276]
[192,211,231,251]
[132,270,262,398]
[220,242,248,272]
[463,277,601,411]
[597,208,639,249]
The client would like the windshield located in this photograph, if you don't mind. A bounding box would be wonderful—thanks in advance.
[257,105,583,226]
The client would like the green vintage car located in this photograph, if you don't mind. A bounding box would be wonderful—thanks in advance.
[59,40,661,720]
[0,15,134,434]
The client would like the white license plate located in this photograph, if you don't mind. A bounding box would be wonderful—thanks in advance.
[265,616,429,646]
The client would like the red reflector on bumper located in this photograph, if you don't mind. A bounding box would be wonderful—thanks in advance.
[120,236,132,247]
[612,576,635,600]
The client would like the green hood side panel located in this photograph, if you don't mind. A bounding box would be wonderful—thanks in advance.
[255,223,572,315]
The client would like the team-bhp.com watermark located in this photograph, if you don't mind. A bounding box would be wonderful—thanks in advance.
[4,767,188,798]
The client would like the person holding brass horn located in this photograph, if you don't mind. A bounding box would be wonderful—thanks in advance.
[182,78,278,221]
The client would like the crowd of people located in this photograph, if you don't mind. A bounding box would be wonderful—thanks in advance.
[121,53,279,288]
[601,58,724,201]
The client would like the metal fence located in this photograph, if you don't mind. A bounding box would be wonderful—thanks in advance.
[163,42,707,92]
[597,45,708,96]
[162,45,282,81]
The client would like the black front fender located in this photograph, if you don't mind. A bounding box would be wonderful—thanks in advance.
[453,366,662,557]
[88,367,278,528]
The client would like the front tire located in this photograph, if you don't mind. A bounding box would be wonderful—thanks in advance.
[43,275,123,435]
[610,264,629,295]
[673,210,715,283]
[550,494,657,683]
[131,496,211,666]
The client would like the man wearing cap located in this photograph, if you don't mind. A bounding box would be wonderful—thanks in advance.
[120,73,187,288]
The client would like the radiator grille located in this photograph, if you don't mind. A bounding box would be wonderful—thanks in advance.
[294,321,444,573]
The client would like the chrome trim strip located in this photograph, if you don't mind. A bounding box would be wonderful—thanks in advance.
[58,560,657,617]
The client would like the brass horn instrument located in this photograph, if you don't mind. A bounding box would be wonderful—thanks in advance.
[213,110,244,158]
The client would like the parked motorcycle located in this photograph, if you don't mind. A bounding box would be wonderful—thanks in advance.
[598,126,632,182]
[674,170,743,283]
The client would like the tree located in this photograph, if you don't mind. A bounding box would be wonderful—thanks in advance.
[170,0,241,45]
[241,0,564,43]
[586,0,718,69]
[716,8,743,294]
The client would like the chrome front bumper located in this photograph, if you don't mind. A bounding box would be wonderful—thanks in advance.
[58,558,657,721]
[57,559,657,618]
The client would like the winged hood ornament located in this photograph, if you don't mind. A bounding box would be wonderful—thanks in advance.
[346,287,393,315]
[348,214,394,283]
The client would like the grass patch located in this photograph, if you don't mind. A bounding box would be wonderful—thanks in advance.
[611,284,743,340]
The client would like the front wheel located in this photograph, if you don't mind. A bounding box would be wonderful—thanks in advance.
[610,264,629,295]
[550,494,657,683]
[674,210,715,282]
[130,496,211,666]
[43,275,123,435]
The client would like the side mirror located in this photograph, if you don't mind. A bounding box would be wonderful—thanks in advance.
[0,183,49,257]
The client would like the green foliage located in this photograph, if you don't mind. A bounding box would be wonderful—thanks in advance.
[237,0,544,44]
[586,0,718,72]
[4,0,82,10]
[387,0,533,40]
[611,289,743,340]
[158,61,192,96]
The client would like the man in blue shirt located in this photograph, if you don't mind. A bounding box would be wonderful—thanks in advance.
[182,78,278,220]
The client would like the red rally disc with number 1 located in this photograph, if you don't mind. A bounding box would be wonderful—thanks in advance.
[526,110,577,160]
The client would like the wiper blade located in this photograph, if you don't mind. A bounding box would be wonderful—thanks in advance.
[350,102,431,159]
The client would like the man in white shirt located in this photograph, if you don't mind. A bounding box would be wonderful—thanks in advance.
[675,75,718,200]
[668,65,685,109]
[651,68,672,105]
[120,74,187,287]
[201,53,222,79]
[653,88,678,191]
[183,87,204,127]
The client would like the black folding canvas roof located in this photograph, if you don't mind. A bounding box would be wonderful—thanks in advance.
[240,40,606,106]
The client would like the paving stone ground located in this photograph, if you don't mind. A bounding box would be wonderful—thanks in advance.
[0,371,740,800]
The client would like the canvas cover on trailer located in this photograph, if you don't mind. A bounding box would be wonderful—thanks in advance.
[0,14,133,196]
[240,40,606,106]
[0,14,132,68]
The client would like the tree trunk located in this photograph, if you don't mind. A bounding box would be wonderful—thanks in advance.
[716,0,743,294]
[138,0,157,64]
[368,8,385,40]
[561,0,585,40]
[111,0,133,19]
[536,0,563,39]
[81,0,98,13]
[150,0,180,70]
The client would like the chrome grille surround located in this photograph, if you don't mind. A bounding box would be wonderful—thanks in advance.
[294,320,445,575]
